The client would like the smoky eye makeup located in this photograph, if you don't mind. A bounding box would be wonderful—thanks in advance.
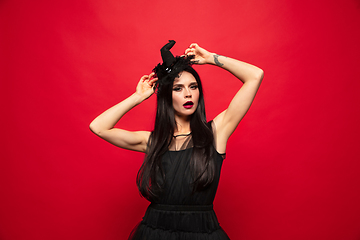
[173,85,182,91]
[189,83,198,89]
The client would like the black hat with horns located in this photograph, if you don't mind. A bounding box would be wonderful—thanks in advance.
[153,40,194,93]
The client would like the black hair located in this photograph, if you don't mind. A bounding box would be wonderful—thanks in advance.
[136,41,216,201]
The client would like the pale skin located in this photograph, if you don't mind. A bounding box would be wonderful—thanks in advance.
[171,71,200,136]
[89,43,264,154]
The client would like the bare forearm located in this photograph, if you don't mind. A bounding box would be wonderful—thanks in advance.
[89,93,143,135]
[208,53,264,83]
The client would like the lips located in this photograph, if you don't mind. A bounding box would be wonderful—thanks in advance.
[183,101,194,109]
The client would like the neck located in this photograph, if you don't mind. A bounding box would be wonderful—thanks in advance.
[174,115,191,134]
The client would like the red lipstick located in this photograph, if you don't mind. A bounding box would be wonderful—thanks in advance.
[183,101,194,109]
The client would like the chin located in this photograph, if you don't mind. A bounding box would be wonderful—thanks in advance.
[175,108,197,118]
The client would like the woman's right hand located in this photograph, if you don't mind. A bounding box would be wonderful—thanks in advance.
[135,72,158,101]
[89,73,157,152]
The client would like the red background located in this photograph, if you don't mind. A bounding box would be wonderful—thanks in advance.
[1,0,360,239]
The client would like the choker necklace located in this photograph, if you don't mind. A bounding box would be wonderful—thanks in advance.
[173,132,192,138]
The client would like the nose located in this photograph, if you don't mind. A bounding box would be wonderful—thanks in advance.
[184,87,192,98]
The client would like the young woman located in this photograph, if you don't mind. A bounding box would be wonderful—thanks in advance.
[90,40,263,239]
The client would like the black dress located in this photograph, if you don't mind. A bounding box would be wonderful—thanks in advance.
[129,134,230,240]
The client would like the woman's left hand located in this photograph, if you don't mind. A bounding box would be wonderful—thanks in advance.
[184,43,213,65]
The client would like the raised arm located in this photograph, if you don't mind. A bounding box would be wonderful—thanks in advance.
[89,73,158,152]
[185,43,264,153]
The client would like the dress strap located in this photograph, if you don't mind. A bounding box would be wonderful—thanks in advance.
[149,203,213,211]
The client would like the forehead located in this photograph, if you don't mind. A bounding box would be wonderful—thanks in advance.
[173,71,196,84]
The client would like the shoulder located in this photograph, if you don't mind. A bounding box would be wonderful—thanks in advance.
[138,131,152,151]
[208,119,227,154]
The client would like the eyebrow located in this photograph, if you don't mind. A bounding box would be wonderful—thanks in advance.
[173,82,198,87]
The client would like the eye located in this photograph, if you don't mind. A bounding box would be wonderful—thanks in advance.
[190,85,198,90]
[173,87,182,91]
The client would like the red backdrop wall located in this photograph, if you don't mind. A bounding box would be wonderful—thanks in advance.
[1,0,360,239]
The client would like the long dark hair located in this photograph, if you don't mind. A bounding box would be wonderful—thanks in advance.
[136,65,216,201]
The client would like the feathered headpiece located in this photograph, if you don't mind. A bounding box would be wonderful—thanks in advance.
[153,40,194,93]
